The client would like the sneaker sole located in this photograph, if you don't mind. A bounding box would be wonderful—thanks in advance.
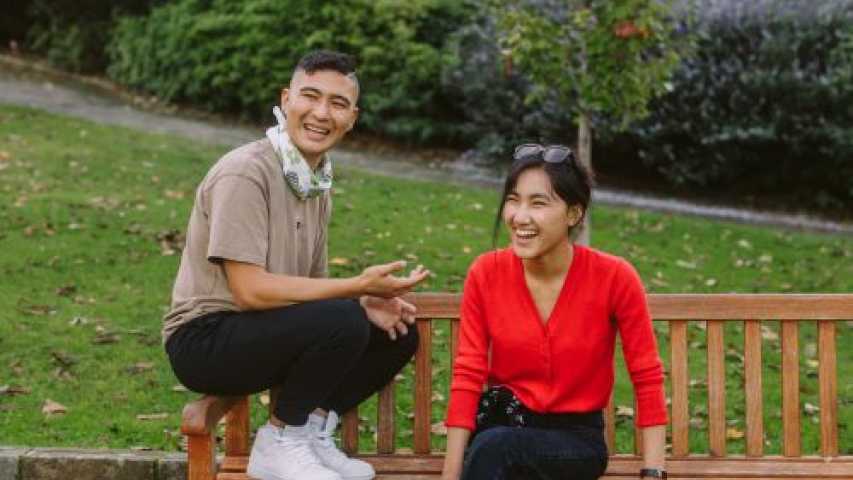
[248,464,342,480]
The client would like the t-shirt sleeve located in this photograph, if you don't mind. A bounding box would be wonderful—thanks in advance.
[204,175,269,267]
[612,259,668,427]
[445,257,490,431]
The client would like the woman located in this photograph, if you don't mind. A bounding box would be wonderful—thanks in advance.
[441,144,668,480]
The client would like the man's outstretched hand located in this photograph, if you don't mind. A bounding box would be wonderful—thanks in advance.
[358,261,430,298]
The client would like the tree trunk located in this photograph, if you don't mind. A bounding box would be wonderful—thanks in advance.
[576,112,592,245]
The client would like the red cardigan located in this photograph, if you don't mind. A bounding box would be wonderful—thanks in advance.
[445,245,668,431]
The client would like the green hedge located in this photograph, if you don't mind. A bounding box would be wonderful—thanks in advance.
[23,0,163,73]
[628,1,853,209]
[108,0,473,143]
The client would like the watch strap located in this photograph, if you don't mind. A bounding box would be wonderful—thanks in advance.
[639,468,667,479]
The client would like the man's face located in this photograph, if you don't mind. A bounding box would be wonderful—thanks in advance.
[281,69,359,168]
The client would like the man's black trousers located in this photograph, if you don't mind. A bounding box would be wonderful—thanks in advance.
[166,299,419,425]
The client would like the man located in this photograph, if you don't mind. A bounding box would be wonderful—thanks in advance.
[163,51,430,480]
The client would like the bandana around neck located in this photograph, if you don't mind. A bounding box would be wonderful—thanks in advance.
[265,106,333,200]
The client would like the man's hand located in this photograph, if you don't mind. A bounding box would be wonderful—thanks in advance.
[358,261,430,298]
[360,295,417,340]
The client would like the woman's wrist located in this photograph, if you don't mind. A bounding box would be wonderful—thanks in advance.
[639,467,667,478]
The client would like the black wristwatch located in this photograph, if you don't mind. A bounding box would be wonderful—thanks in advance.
[639,468,667,479]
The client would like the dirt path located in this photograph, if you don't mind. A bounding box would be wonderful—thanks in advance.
[2,54,850,235]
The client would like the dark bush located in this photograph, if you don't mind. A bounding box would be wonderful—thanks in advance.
[630,0,853,209]
[108,0,474,143]
[24,0,164,73]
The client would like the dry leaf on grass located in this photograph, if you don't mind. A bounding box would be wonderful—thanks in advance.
[127,362,155,374]
[42,399,67,416]
[0,385,31,396]
[430,421,448,436]
[136,413,169,421]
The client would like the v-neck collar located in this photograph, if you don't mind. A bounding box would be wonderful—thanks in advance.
[514,244,582,332]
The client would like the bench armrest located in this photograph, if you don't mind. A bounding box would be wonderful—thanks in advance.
[181,395,243,436]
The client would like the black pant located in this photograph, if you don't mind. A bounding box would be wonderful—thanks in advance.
[166,299,419,425]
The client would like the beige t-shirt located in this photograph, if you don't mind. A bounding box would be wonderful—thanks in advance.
[162,138,330,342]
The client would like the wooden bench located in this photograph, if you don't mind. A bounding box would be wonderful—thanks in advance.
[181,293,853,479]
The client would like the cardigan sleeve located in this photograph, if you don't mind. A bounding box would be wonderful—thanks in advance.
[612,259,669,427]
[445,257,490,430]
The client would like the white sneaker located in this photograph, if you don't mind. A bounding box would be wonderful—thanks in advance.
[247,423,342,480]
[309,411,375,480]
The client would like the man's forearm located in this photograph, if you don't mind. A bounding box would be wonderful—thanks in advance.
[231,268,363,310]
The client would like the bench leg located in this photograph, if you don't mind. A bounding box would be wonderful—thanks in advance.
[187,431,217,480]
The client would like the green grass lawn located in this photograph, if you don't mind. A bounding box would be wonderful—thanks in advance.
[0,104,851,455]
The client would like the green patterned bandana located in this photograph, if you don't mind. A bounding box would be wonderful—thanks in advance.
[266,106,333,200]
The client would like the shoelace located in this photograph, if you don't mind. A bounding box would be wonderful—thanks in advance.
[275,432,322,465]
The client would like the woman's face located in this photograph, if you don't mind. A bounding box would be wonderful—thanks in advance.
[502,167,579,260]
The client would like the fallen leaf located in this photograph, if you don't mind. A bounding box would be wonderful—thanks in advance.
[726,427,745,439]
[804,403,820,415]
[0,385,31,396]
[51,351,77,368]
[329,257,350,266]
[127,362,155,374]
[55,285,78,297]
[430,421,448,436]
[136,413,169,421]
[42,399,67,416]
[259,393,270,406]
[172,385,189,393]
[615,405,634,417]
[676,260,697,269]
[92,332,120,345]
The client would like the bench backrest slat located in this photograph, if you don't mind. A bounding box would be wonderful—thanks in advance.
[377,383,395,454]
[781,320,801,457]
[414,320,433,454]
[342,406,359,454]
[707,320,727,457]
[818,321,839,457]
[670,320,690,457]
[743,320,764,457]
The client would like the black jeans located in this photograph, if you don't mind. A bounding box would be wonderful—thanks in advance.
[166,299,418,425]
[461,425,609,480]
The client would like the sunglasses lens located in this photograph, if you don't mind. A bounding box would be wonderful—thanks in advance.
[543,147,570,163]
[515,145,541,159]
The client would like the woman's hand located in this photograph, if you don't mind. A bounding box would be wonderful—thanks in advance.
[357,261,430,298]
[360,295,417,340]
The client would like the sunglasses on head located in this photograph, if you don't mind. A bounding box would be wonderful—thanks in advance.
[513,144,575,164]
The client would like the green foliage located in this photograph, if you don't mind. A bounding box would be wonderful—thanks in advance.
[495,0,690,128]
[23,0,162,73]
[108,0,473,143]
[631,0,853,210]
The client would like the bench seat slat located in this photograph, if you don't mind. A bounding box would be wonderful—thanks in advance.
[218,454,853,478]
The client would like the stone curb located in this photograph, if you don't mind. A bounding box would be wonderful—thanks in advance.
[0,447,189,480]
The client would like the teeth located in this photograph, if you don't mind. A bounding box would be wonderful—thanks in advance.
[305,124,330,135]
[516,230,537,238]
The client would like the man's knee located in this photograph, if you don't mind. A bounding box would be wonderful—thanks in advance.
[325,299,371,347]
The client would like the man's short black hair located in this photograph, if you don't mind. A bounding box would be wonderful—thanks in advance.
[294,50,359,99]
[296,50,357,76]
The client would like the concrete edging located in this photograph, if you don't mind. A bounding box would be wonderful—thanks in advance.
[0,447,187,480]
